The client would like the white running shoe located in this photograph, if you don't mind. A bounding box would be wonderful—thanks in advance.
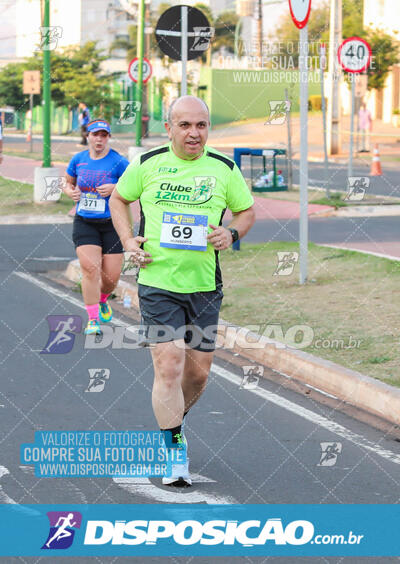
[162,456,192,487]
[162,438,192,487]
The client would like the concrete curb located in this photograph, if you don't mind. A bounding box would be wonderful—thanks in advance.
[65,259,400,427]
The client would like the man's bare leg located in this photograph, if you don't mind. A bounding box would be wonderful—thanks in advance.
[150,339,186,429]
[182,348,214,413]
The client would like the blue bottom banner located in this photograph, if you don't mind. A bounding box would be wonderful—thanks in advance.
[0,504,399,556]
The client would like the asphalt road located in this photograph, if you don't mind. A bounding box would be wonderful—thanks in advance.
[1,225,400,563]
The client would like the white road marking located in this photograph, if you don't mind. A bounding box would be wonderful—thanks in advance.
[212,364,400,466]
[32,257,75,261]
[0,466,19,504]
[0,466,41,515]
[14,271,138,334]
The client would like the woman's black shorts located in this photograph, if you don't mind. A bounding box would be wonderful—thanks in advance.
[72,214,123,254]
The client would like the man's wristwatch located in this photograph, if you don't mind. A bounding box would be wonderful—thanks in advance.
[228,228,239,243]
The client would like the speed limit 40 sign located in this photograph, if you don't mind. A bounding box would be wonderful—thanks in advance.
[338,37,372,73]
[128,57,152,83]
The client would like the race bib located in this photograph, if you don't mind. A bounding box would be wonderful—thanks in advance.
[160,212,208,251]
[79,194,106,213]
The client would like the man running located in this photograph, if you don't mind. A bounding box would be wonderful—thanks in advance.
[110,96,255,486]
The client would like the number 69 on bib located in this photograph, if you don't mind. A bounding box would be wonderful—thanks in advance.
[160,212,208,251]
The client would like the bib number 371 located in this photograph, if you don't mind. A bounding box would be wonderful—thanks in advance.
[160,212,208,251]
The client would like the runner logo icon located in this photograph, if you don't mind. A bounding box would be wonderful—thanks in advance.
[41,315,82,354]
[42,511,82,550]
[240,365,263,390]
[318,442,342,466]
[85,368,111,392]
[274,252,299,276]
[192,176,215,203]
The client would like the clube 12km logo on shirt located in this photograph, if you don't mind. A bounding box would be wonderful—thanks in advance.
[155,176,215,205]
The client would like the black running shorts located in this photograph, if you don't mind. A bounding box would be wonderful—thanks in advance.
[72,214,123,254]
[138,284,224,352]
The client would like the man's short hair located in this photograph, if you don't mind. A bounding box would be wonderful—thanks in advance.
[167,97,210,125]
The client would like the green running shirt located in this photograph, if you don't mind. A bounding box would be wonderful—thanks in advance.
[116,143,254,293]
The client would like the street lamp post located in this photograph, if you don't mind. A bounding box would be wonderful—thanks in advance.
[33,0,60,204]
[43,0,51,167]
[135,0,145,147]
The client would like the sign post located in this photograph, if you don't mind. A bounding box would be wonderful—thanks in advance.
[23,70,40,153]
[355,73,368,152]
[289,0,312,285]
[338,37,372,178]
[319,43,330,197]
[42,0,51,168]
[155,6,213,96]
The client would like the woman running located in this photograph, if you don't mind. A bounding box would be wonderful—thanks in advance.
[64,119,129,335]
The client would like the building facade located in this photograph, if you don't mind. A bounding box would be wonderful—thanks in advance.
[363,0,400,122]
[0,0,133,70]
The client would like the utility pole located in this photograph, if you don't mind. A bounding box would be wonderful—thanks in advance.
[327,0,342,155]
[42,0,51,167]
[34,0,60,203]
[257,0,263,62]
[135,0,145,147]
[299,24,308,285]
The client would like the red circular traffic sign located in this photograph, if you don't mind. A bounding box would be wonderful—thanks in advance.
[128,57,152,83]
[289,0,312,29]
[338,37,372,73]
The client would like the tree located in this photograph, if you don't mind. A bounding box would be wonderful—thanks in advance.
[0,62,38,111]
[0,41,118,117]
[266,0,330,64]
[194,2,213,25]
[213,11,239,53]
[268,0,399,91]
[342,0,364,38]
[270,0,363,66]
[362,28,400,90]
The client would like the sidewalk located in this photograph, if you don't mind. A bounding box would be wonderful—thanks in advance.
[0,154,332,221]
[5,114,400,165]
[1,154,66,184]
[208,114,400,165]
